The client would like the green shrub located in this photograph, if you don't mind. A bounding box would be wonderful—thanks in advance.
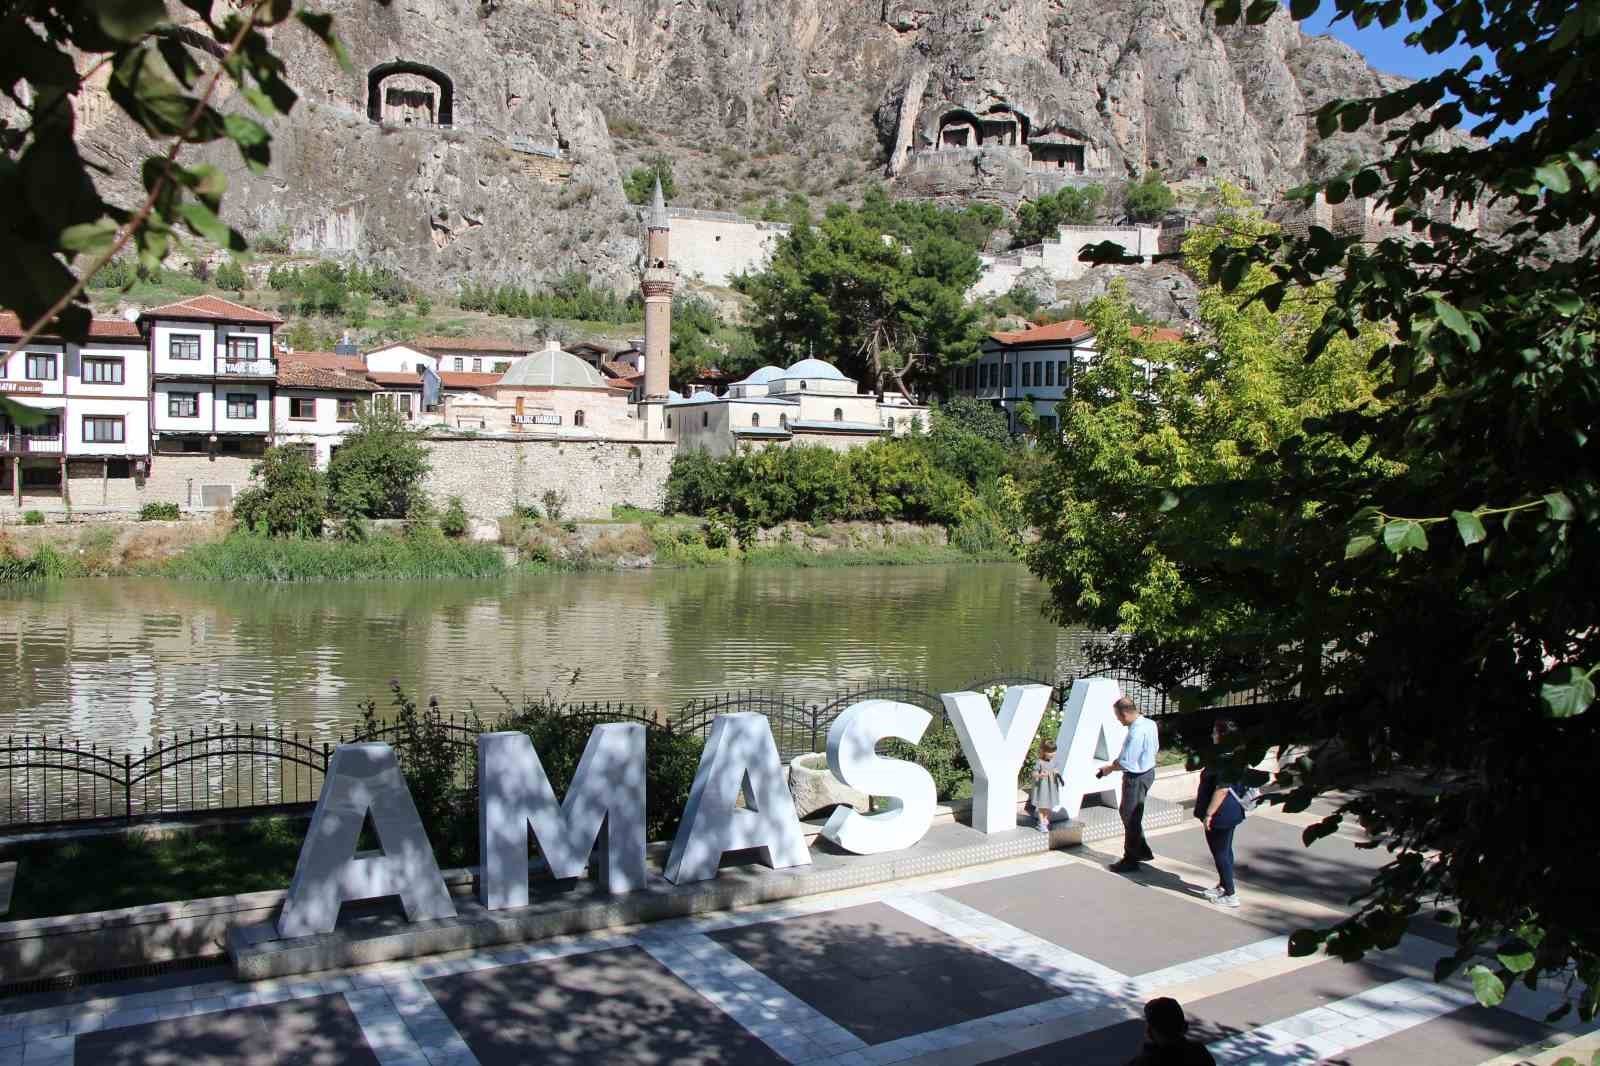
[233,447,326,538]
[214,259,248,293]
[440,497,469,538]
[22,510,44,526]
[138,502,181,521]
[1012,184,1104,247]
[327,408,430,521]
[1124,169,1177,223]
[358,685,483,868]
[166,532,507,581]
[540,489,568,521]
[883,718,971,802]
[622,155,675,205]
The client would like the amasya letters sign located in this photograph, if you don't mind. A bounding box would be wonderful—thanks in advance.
[276,679,1130,938]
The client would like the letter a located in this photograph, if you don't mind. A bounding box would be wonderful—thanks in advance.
[277,743,456,938]
[664,713,810,884]
[478,724,646,907]
[821,700,937,854]
[943,684,1053,833]
[1055,678,1129,819]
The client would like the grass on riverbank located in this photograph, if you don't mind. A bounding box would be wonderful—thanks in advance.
[165,533,508,581]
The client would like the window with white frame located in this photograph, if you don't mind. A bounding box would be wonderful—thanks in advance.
[289,397,316,420]
[226,336,258,361]
[168,392,199,417]
[226,393,257,419]
[337,398,360,422]
[453,358,464,371]
[169,334,201,360]
[25,353,56,380]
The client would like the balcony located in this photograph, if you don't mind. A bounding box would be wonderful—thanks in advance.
[218,359,277,378]
[0,433,64,456]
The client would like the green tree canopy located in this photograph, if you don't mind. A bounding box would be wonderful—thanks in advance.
[1122,170,1176,223]
[1038,0,1600,1021]
[737,194,988,396]
[233,447,327,538]
[1012,185,1105,247]
[623,155,676,205]
[326,408,431,524]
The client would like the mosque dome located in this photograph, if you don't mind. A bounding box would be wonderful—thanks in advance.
[498,348,607,388]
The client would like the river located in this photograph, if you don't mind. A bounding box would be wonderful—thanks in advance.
[0,564,1101,751]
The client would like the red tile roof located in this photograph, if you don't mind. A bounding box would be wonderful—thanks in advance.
[1130,325,1184,343]
[413,335,531,354]
[0,312,142,341]
[367,372,424,388]
[141,294,282,325]
[439,372,503,390]
[282,350,366,372]
[599,358,641,379]
[278,360,380,392]
[988,319,1094,346]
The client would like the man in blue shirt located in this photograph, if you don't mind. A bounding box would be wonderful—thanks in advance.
[1097,696,1159,873]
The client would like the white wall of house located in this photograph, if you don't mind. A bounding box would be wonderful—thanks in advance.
[214,384,271,433]
[1,342,66,396]
[154,382,214,433]
[68,397,150,456]
[366,344,437,375]
[793,393,880,424]
[150,321,274,377]
[274,390,366,468]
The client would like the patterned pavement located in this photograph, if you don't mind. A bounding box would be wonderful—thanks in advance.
[3,807,1595,1066]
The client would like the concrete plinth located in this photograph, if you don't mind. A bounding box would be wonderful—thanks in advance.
[228,796,1183,981]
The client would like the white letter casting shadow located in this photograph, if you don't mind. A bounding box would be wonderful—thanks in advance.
[478,724,647,908]
[1055,678,1128,818]
[277,743,456,939]
[663,712,811,884]
[820,700,937,854]
[942,684,1053,833]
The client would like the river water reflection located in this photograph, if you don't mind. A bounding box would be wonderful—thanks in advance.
[0,564,1099,751]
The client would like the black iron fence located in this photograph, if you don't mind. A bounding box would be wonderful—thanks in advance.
[0,672,1273,832]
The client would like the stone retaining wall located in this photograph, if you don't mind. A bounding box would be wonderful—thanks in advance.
[421,436,676,521]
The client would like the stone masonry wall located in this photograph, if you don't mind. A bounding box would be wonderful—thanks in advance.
[421,437,676,520]
[1,455,262,519]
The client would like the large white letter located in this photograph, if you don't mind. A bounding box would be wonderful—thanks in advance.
[1055,678,1128,818]
[478,724,646,908]
[664,713,810,884]
[942,684,1053,834]
[277,743,456,938]
[820,700,937,854]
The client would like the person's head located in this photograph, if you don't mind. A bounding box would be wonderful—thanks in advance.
[1113,696,1140,726]
[1039,738,1057,760]
[1212,717,1236,745]
[1144,997,1188,1046]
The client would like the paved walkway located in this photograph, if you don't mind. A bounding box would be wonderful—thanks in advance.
[3,807,1594,1066]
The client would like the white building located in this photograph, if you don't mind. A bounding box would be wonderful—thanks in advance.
[950,319,1181,433]
[667,358,930,457]
[144,295,281,459]
[273,360,381,469]
[0,312,151,507]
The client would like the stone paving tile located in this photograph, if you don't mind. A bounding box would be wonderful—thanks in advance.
[709,901,1064,1046]
[1320,1002,1556,1066]
[937,862,1270,976]
[1145,819,1391,912]
[73,992,379,1065]
[423,945,784,1066]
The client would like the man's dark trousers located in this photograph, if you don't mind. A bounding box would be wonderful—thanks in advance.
[1120,768,1156,862]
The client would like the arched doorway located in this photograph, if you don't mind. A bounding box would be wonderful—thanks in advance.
[367,61,455,127]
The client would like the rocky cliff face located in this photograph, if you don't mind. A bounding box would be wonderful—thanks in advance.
[74,0,1403,291]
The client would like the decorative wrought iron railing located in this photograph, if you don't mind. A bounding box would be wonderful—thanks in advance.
[0,673,1276,831]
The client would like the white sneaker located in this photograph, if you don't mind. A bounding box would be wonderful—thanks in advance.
[1202,885,1226,900]
[1213,892,1241,909]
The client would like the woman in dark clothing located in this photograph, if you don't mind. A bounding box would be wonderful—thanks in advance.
[1192,718,1246,909]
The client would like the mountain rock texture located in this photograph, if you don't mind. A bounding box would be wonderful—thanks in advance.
[74,0,1404,290]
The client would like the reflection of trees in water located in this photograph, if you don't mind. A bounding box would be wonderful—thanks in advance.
[1,566,1101,746]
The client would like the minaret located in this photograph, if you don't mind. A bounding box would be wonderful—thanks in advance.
[641,177,674,400]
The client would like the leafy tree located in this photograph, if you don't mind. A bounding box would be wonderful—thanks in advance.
[1012,185,1105,247]
[669,295,760,388]
[1123,170,1176,223]
[739,200,986,396]
[214,259,248,293]
[1048,0,1600,1020]
[756,194,812,226]
[857,186,1003,255]
[623,155,675,205]
[326,408,431,522]
[0,0,344,426]
[232,448,327,538]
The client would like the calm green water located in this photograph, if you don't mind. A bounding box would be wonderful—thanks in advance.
[0,564,1095,751]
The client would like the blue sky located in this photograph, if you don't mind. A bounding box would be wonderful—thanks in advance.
[1293,7,1536,137]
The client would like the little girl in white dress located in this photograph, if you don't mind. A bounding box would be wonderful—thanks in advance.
[1030,739,1065,832]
